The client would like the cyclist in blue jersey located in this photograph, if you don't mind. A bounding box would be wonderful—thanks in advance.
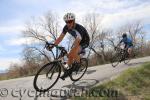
[118,33,133,56]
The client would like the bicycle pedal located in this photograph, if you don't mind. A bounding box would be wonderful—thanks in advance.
[60,76,66,80]
[60,73,68,80]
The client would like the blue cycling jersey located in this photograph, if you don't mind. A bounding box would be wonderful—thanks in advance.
[120,37,133,46]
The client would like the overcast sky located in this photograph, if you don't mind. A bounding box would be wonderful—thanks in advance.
[0,0,150,71]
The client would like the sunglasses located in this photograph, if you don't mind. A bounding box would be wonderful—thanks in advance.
[65,20,73,24]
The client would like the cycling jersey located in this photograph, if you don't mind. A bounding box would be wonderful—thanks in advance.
[62,23,90,47]
[120,37,133,48]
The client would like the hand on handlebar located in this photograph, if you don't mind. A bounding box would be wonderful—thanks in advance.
[45,42,54,51]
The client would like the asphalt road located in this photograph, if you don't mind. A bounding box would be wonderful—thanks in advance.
[0,56,150,100]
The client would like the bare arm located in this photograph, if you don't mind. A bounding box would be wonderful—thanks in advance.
[117,39,123,47]
[54,33,66,45]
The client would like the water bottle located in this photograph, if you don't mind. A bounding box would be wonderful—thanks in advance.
[63,56,68,68]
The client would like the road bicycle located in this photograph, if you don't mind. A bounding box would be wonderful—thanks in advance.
[110,46,131,67]
[33,42,88,92]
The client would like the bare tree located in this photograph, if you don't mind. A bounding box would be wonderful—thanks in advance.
[105,30,116,47]
[22,11,60,72]
[24,11,59,41]
[83,13,107,63]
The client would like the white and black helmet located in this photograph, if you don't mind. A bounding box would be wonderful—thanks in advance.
[63,13,75,22]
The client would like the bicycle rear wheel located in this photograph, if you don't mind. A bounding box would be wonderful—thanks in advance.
[124,53,131,64]
[111,53,121,67]
[70,58,88,81]
[33,62,61,92]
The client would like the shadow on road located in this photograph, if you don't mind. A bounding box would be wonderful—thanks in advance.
[62,79,99,89]
[33,70,97,100]
[86,69,96,74]
[125,61,145,66]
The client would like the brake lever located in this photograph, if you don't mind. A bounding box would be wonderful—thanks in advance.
[44,42,48,49]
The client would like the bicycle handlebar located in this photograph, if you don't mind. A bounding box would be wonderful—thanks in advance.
[45,42,68,58]
[114,46,128,53]
[45,42,66,50]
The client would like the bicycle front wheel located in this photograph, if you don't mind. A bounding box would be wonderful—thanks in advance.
[124,53,131,64]
[70,58,88,81]
[33,62,61,92]
[111,53,121,67]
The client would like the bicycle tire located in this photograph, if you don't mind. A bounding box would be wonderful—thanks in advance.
[124,53,131,64]
[33,62,61,92]
[70,58,88,81]
[111,52,121,67]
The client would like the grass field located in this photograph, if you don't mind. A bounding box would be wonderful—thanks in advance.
[72,62,150,100]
